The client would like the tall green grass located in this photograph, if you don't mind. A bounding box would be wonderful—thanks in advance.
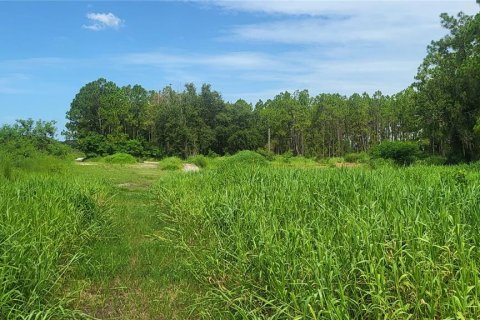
[0,152,69,181]
[0,175,108,319]
[154,165,480,319]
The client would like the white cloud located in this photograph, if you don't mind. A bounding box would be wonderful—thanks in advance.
[118,51,279,70]
[82,12,123,31]
[218,1,478,45]
[116,49,418,98]
[212,1,479,17]
[197,0,479,101]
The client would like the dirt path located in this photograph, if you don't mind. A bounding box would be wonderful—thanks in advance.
[69,164,197,319]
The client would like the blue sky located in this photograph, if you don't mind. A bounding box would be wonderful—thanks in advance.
[0,1,479,131]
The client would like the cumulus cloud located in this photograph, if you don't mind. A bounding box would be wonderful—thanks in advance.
[82,12,123,31]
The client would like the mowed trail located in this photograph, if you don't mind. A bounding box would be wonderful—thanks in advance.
[69,164,198,319]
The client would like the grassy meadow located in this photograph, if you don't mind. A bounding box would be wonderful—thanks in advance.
[0,168,108,318]
[2,4,480,319]
[154,157,480,319]
[1,150,480,319]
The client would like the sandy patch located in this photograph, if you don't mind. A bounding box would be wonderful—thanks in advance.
[183,163,200,172]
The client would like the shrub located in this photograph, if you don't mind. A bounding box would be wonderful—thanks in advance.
[101,153,137,164]
[159,156,183,170]
[187,155,209,168]
[220,150,269,167]
[370,141,419,165]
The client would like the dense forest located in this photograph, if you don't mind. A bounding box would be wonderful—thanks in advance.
[65,12,480,163]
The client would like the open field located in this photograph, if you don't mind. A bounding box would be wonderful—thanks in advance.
[2,2,480,319]
[2,154,480,319]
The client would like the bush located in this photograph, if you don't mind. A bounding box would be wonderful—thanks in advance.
[187,155,209,168]
[159,157,183,170]
[345,152,370,163]
[220,150,269,168]
[101,153,137,164]
[370,141,419,165]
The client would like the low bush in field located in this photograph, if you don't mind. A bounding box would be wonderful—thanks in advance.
[187,155,209,168]
[0,175,108,318]
[101,152,137,164]
[159,156,183,170]
[370,141,419,165]
[220,150,269,168]
[154,165,480,319]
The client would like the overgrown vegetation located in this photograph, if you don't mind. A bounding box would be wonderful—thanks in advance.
[219,150,269,168]
[0,120,109,319]
[154,164,480,319]
[101,152,137,164]
[158,156,183,170]
[0,176,107,319]
[370,141,419,165]
[187,155,209,168]
[2,6,480,319]
[0,120,74,180]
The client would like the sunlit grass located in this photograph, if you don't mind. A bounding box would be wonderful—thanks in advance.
[153,164,480,319]
[0,174,108,319]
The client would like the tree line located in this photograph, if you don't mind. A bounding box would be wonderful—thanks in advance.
[66,11,480,162]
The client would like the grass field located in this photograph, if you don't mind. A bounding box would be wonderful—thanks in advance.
[2,154,480,319]
[67,163,199,319]
[0,172,108,319]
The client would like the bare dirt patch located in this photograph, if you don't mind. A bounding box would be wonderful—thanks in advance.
[75,162,99,166]
[183,163,200,172]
